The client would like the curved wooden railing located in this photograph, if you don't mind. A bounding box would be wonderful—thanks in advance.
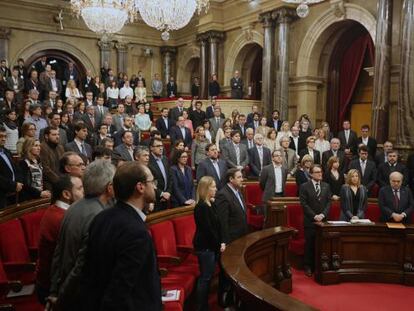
[0,198,50,224]
[146,205,195,225]
[221,227,317,311]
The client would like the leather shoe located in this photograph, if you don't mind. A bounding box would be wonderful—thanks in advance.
[304,267,313,277]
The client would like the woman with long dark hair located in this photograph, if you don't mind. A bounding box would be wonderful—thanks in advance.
[169,149,195,207]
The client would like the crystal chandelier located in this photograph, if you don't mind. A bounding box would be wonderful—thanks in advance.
[135,0,210,41]
[282,0,324,18]
[70,0,138,35]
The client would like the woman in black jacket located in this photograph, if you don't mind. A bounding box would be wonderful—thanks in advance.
[193,176,225,311]
[339,169,368,221]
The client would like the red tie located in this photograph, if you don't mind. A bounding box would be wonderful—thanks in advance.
[394,190,400,210]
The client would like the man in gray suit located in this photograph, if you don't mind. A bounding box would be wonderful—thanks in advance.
[112,103,127,133]
[222,130,249,171]
[259,149,288,205]
[49,160,115,310]
[114,131,135,161]
[209,107,225,139]
[230,70,243,99]
[151,73,163,99]
[94,95,109,128]
[280,135,298,177]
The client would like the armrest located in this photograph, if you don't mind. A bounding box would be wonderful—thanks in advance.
[176,245,194,254]
[3,262,36,274]
[157,255,182,265]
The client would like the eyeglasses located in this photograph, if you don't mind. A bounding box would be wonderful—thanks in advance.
[143,179,158,187]
[69,163,86,168]
[312,170,322,174]
[180,155,188,158]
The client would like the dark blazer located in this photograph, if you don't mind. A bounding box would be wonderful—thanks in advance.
[45,78,63,94]
[215,184,248,243]
[357,137,377,160]
[298,130,312,152]
[299,148,321,165]
[323,170,344,197]
[338,130,358,154]
[170,126,192,147]
[148,154,171,211]
[289,136,302,154]
[230,77,243,99]
[94,105,109,128]
[191,83,200,97]
[299,180,331,228]
[79,201,162,311]
[65,141,93,161]
[233,124,249,139]
[222,143,249,169]
[347,159,377,192]
[170,165,194,207]
[196,158,227,189]
[208,81,220,97]
[259,164,288,202]
[377,162,409,188]
[113,129,140,147]
[189,110,206,129]
[193,201,222,252]
[114,143,134,161]
[375,152,388,167]
[166,82,177,97]
[248,146,272,177]
[155,117,173,138]
[168,107,183,123]
[296,169,311,194]
[0,148,19,209]
[206,106,214,119]
[266,119,282,131]
[339,185,368,221]
[378,186,413,223]
[322,149,346,172]
[6,76,24,93]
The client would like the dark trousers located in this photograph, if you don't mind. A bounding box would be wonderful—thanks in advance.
[304,227,316,270]
[196,250,217,311]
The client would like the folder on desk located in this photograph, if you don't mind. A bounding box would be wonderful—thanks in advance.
[386,222,406,229]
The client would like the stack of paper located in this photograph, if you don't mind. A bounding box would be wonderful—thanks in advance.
[350,219,372,224]
[162,289,180,302]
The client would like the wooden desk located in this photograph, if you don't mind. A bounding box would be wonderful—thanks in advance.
[221,227,316,310]
[315,223,414,285]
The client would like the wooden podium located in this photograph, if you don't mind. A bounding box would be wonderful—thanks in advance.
[315,223,414,286]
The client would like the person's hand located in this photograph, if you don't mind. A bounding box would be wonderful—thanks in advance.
[351,216,359,220]
[40,190,51,198]
[314,214,324,222]
[184,199,195,205]
[161,192,171,201]
[332,195,340,201]
[192,166,196,170]
[392,213,404,222]
[15,182,23,192]
[45,296,58,311]
[166,135,170,139]
[287,173,292,178]
[220,243,226,252]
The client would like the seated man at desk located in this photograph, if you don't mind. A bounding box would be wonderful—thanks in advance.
[379,171,413,224]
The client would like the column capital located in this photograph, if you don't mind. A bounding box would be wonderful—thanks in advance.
[197,30,224,43]
[0,27,11,40]
[258,11,275,28]
[97,39,113,51]
[160,46,177,56]
[272,7,298,24]
[115,41,129,52]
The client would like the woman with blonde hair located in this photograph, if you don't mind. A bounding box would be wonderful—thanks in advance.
[315,127,330,154]
[65,79,82,100]
[134,80,147,104]
[276,121,291,148]
[193,176,225,311]
[296,154,314,192]
[339,169,368,221]
[256,116,270,138]
[323,156,344,200]
[191,126,208,170]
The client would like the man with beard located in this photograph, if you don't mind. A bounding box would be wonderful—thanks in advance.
[40,127,65,190]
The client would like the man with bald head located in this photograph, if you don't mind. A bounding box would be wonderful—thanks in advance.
[322,138,345,172]
[379,171,413,223]
[230,70,243,99]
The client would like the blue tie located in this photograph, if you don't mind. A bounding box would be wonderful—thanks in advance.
[157,158,167,190]
[236,191,245,212]
[0,149,15,181]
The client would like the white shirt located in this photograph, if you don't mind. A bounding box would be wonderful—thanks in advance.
[55,200,70,210]
[312,179,321,193]
[120,86,133,99]
[345,129,350,143]
[106,87,119,99]
[362,137,369,145]
[292,136,299,155]
[307,148,314,159]
[273,165,283,193]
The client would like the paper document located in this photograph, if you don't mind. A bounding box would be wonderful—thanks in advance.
[327,221,349,224]
[162,289,180,302]
[7,284,35,298]
[350,219,372,224]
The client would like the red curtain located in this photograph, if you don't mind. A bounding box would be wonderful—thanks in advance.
[338,33,374,125]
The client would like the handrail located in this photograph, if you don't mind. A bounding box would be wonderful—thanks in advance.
[146,205,195,225]
[221,227,317,311]
[0,198,50,224]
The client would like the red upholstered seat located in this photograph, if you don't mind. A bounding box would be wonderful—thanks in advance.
[19,209,46,254]
[141,131,150,141]
[163,140,171,157]
[287,203,305,255]
[370,184,379,198]
[329,201,341,221]
[244,182,262,206]
[366,203,381,222]
[162,273,196,299]
[246,205,264,230]
[171,216,195,248]
[285,182,297,197]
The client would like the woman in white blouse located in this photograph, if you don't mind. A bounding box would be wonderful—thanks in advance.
[65,79,82,100]
[106,80,119,109]
[134,104,152,131]
[276,121,291,148]
[314,127,330,154]
[202,120,213,143]
[264,128,278,153]
[134,80,147,104]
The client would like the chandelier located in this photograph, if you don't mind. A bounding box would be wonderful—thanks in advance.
[282,0,324,18]
[135,0,210,41]
[70,0,138,35]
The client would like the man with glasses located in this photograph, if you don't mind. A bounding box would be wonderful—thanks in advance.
[299,165,331,277]
[148,138,171,211]
[40,127,65,190]
[59,152,86,178]
[196,143,228,190]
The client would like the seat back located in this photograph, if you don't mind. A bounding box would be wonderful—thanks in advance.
[0,260,7,283]
[19,209,46,250]
[244,182,263,206]
[149,221,178,257]
[171,216,195,247]
[0,219,30,263]
[366,203,381,222]
[370,184,379,198]
[285,182,297,197]
[329,201,341,221]
[286,203,304,239]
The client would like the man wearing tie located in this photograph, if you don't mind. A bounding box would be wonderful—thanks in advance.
[168,97,185,123]
[209,107,224,139]
[94,96,109,128]
[215,168,248,306]
[338,120,358,157]
[114,131,135,162]
[64,121,93,161]
[155,108,172,139]
[45,70,62,95]
[222,131,249,171]
[170,116,192,148]
[280,136,299,177]
[299,165,331,277]
[347,145,377,194]
[379,171,413,224]
[196,143,228,189]
[248,133,271,177]
[242,128,255,150]
[377,150,409,188]
[148,138,171,211]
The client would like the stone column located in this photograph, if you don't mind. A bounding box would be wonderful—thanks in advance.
[397,0,414,146]
[0,28,11,62]
[98,39,112,69]
[259,12,276,117]
[197,36,208,99]
[207,31,224,79]
[115,42,128,74]
[160,46,177,87]
[273,8,296,121]
[371,0,393,143]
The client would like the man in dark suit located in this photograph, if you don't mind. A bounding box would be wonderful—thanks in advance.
[289,126,303,156]
[16,58,27,81]
[94,96,109,128]
[260,149,288,205]
[114,131,135,161]
[299,136,321,165]
[248,133,271,177]
[82,69,94,94]
[222,130,249,171]
[357,124,377,160]
[113,116,140,147]
[0,127,23,209]
[337,120,358,157]
[166,76,177,98]
[79,163,161,311]
[81,105,97,146]
[155,108,172,139]
[322,138,345,172]
[65,121,93,161]
[168,98,184,123]
[233,114,249,139]
[379,171,413,224]
[0,90,17,117]
[246,104,259,125]
[347,145,377,194]
[230,70,243,99]
[196,143,227,189]
[266,109,283,131]
[215,168,248,306]
[375,141,393,167]
[206,99,221,119]
[45,70,62,94]
[377,150,409,188]
[34,56,47,74]
[189,100,206,129]
[6,67,24,103]
[63,62,78,85]
[299,165,331,276]
[148,138,171,211]
[170,116,192,148]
